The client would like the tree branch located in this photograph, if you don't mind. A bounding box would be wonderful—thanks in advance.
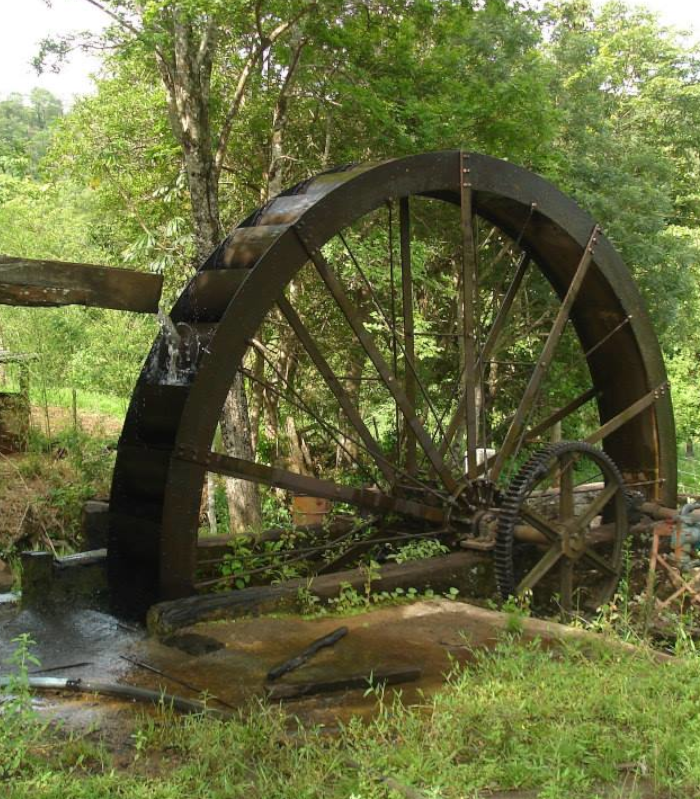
[81,0,142,40]
[80,0,176,88]
[213,4,316,176]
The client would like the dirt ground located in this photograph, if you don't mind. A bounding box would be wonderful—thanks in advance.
[0,405,121,553]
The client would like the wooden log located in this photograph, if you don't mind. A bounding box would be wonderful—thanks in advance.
[266,666,421,701]
[267,626,348,681]
[0,255,163,313]
[147,551,492,636]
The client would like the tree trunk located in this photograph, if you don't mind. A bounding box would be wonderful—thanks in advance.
[156,12,263,533]
[206,472,218,535]
[220,373,262,533]
[336,350,364,469]
[249,347,265,454]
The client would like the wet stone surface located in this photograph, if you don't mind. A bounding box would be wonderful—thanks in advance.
[0,598,605,737]
[0,604,144,681]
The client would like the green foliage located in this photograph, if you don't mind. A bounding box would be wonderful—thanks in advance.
[386,538,449,564]
[0,90,63,178]
[0,634,44,779]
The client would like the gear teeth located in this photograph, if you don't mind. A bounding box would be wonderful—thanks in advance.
[494,441,627,601]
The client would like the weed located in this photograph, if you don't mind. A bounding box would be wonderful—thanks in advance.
[0,634,45,778]
[386,538,449,564]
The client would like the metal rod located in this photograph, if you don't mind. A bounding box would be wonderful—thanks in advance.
[400,196,418,476]
[277,295,395,483]
[306,245,459,494]
[489,226,600,482]
[195,528,453,588]
[583,316,632,359]
[119,655,236,710]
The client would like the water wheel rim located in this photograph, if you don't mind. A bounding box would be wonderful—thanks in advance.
[109,150,674,607]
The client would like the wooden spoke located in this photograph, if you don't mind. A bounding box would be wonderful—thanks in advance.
[582,547,619,578]
[559,454,575,521]
[439,253,531,460]
[277,295,395,484]
[571,482,619,534]
[560,559,574,614]
[460,153,479,479]
[191,450,447,524]
[388,202,401,463]
[517,542,563,594]
[526,388,598,443]
[242,359,451,508]
[400,196,418,476]
[489,226,600,481]
[337,230,458,470]
[481,253,531,366]
[519,503,562,543]
[585,385,665,446]
[308,248,459,494]
[246,338,378,485]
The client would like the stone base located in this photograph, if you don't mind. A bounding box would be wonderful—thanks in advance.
[20,549,108,610]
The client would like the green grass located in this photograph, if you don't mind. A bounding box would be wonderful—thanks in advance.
[5,635,700,797]
[33,387,128,419]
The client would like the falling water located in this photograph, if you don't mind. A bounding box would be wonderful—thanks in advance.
[154,309,201,386]
[156,308,184,385]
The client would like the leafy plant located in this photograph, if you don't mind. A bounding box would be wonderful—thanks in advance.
[0,634,44,778]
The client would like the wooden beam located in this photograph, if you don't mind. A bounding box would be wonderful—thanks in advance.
[147,551,492,635]
[0,255,163,313]
[179,449,447,524]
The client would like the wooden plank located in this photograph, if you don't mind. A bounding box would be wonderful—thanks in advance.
[0,255,163,313]
[266,667,422,701]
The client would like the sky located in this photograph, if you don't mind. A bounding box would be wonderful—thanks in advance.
[1,0,700,106]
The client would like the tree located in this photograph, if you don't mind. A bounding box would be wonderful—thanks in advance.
[38,0,325,531]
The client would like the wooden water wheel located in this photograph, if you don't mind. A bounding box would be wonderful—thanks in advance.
[108,151,676,616]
